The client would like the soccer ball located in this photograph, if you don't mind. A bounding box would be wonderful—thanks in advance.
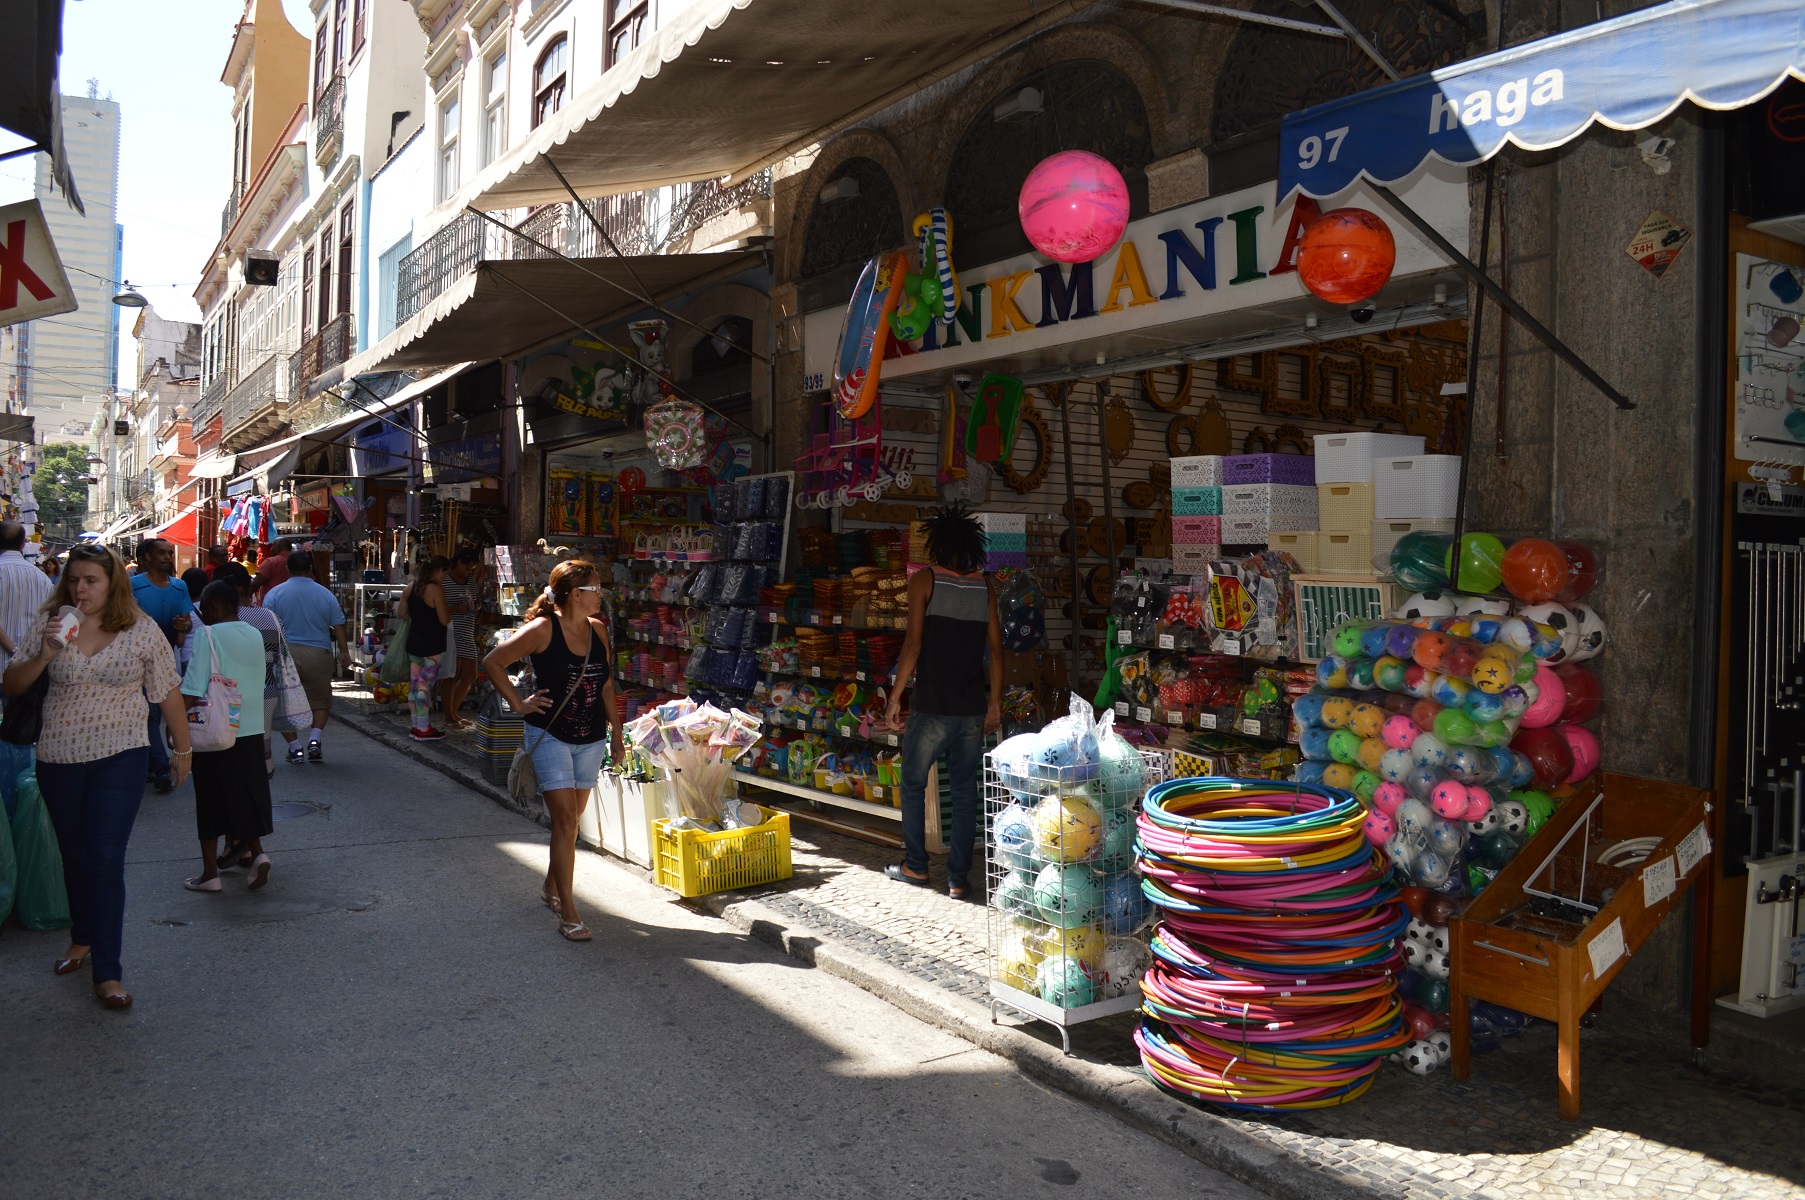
[1422,947,1451,980]
[1454,594,1510,617]
[1402,938,1433,972]
[1518,602,1577,664]
[1427,1030,1453,1065]
[1570,602,1607,662]
[1427,923,1450,954]
[1402,1038,1441,1075]
[1466,807,1503,837]
[1397,591,1457,620]
[1405,917,1436,947]
[1496,798,1529,836]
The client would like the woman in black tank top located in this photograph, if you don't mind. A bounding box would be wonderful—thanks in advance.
[483,559,623,943]
[401,558,452,739]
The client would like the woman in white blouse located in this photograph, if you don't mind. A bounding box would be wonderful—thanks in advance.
[2,544,191,1011]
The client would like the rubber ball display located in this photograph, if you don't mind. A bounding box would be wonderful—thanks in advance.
[1295,207,1397,304]
[1018,150,1131,264]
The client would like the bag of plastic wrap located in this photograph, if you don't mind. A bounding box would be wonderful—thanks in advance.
[10,769,70,930]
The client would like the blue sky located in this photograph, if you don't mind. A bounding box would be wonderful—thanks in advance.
[0,0,324,379]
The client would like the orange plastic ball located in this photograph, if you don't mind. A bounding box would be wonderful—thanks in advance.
[1296,208,1397,305]
[1501,538,1571,604]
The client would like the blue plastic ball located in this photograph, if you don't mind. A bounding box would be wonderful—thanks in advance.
[1034,863,1104,928]
[1462,689,1505,722]
[1292,692,1327,727]
[1101,871,1151,935]
[993,803,1040,872]
[1096,807,1137,873]
[1294,761,1327,785]
[1299,726,1334,761]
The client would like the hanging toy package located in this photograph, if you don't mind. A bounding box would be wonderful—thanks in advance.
[644,398,707,470]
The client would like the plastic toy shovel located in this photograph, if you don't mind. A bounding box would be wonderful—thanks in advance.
[974,405,1002,462]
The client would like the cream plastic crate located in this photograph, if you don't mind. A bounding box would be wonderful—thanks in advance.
[1371,518,1455,572]
[1313,432,1426,483]
[1267,530,1319,573]
[1317,481,1375,532]
[1170,455,1223,487]
[1317,529,1375,575]
[1374,455,1463,519]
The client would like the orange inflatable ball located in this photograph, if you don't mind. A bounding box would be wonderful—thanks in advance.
[1501,538,1571,604]
[1297,208,1397,305]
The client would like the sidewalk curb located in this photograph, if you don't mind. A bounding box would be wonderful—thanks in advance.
[696,889,1376,1200]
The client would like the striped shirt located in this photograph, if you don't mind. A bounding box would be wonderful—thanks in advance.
[440,575,479,658]
[0,550,52,671]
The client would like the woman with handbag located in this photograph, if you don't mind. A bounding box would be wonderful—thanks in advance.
[400,557,453,742]
[1,543,189,1011]
[482,559,622,942]
[180,581,276,893]
[214,562,291,863]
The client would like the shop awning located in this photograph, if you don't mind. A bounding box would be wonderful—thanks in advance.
[332,255,759,377]
[467,0,1088,210]
[0,0,80,212]
[1279,0,1805,200]
[154,503,202,548]
[188,452,237,479]
[92,512,148,541]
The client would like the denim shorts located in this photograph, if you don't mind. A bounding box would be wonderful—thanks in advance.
[526,727,608,792]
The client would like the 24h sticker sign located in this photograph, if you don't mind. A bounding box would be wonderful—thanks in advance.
[0,199,76,329]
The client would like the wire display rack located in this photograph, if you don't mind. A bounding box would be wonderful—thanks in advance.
[984,745,1168,1052]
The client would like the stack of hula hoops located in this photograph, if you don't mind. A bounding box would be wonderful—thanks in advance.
[1133,778,1410,1111]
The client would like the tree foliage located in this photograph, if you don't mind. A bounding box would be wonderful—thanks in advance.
[34,443,92,545]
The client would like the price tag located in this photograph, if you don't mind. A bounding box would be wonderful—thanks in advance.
[1239,719,1262,736]
[1166,711,1184,726]
[883,733,900,747]
[809,666,822,677]
[1114,701,1129,716]
[1135,706,1153,723]
[1222,637,1242,656]
[855,671,867,681]
[768,612,780,623]
[1642,856,1677,907]
[832,615,843,625]
[1676,822,1711,876]
[1197,713,1217,730]
[1587,917,1625,979]
[1118,630,1132,646]
[1157,634,1175,649]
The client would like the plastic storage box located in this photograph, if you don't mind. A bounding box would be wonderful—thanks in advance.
[1220,483,1319,522]
[654,805,793,898]
[1219,514,1271,544]
[1374,455,1463,519]
[1171,516,1221,544]
[1313,432,1426,483]
[1317,529,1376,575]
[1171,486,1223,515]
[1222,453,1316,486]
[1317,482,1375,532]
[1267,530,1319,573]
[1171,543,1220,573]
[1170,455,1223,487]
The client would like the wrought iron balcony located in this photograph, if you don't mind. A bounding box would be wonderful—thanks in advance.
[222,351,291,447]
[192,373,228,431]
[394,171,772,330]
[315,74,345,168]
[289,311,354,401]
[221,186,242,237]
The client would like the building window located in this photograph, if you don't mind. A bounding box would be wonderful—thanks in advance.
[336,201,355,319]
[483,51,507,166]
[607,1,648,68]
[376,234,411,341]
[314,21,330,99]
[437,96,460,202]
[318,228,334,325]
[332,0,350,69]
[301,249,315,336]
[352,0,367,55]
[533,35,568,129]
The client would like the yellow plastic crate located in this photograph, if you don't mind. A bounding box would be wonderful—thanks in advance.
[654,806,793,898]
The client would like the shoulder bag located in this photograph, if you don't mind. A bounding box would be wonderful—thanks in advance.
[0,670,47,747]
[184,625,244,753]
[271,640,312,733]
[507,624,593,805]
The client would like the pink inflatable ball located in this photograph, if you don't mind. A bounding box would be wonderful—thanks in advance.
[1461,788,1494,823]
[1431,780,1470,819]
[1373,781,1409,816]
[1559,724,1600,783]
[1382,714,1420,750]
[1553,662,1602,724]
[1365,808,1397,844]
[1018,151,1131,263]
[1519,665,1567,728]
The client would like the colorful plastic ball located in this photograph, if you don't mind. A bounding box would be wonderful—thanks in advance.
[1402,665,1438,699]
[1386,624,1422,659]
[1471,719,1512,748]
[1098,935,1153,998]
[1296,207,1396,304]
[1412,851,1452,888]
[1469,616,1505,645]
[1331,624,1367,659]
[1411,732,1450,768]
[1322,762,1360,790]
[1405,765,1441,801]
[1328,729,1364,764]
[1497,617,1534,653]
[993,869,1040,916]
[1470,654,1514,695]
[1035,921,1106,970]
[1431,780,1470,819]
[1373,781,1409,815]
[1519,602,1578,663]
[1351,736,1385,774]
[1461,788,1493,822]
[1501,538,1571,603]
[1428,816,1466,857]
[1441,641,1480,681]
[1096,807,1138,873]
[1395,797,1434,839]
[1569,603,1606,663]
[1348,703,1384,739]
[1443,532,1507,595]
[1444,746,1488,783]
[993,803,1040,872]
[1463,689,1505,722]
[1352,771,1381,803]
[1033,862,1105,928]
[1299,726,1334,761]
[1036,955,1099,1007]
[1316,656,1351,689]
[1031,794,1103,863]
[1373,655,1409,692]
[1419,977,1451,1014]
[1383,831,1418,873]
[1399,886,1429,920]
[1378,747,1413,784]
[1410,698,1444,732]
[1346,658,1377,689]
[1018,150,1130,264]
[1404,1005,1436,1042]
[1484,744,1517,777]
[1515,789,1555,835]
[1412,631,1451,670]
[1430,674,1471,710]
[1365,809,1397,844]
[1511,726,1575,790]
[1519,664,1567,728]
[995,945,1040,992]
[1505,750,1536,789]
[1320,697,1356,729]
[1497,683,1531,719]
[1380,713,1418,750]
[1552,663,1601,723]
[1292,693,1327,727]
[1393,535,1453,593]
[1555,540,1599,602]
[1294,760,1328,786]
[1445,618,1474,641]
[1559,724,1599,783]
[1433,707,1477,745]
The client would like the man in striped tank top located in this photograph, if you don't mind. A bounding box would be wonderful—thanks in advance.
[883,505,1002,900]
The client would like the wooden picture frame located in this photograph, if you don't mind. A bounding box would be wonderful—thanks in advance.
[1361,345,1410,424]
[1317,354,1364,422]
[1220,352,1267,394]
[1261,348,1319,418]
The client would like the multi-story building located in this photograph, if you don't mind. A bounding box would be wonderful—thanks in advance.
[24,91,123,444]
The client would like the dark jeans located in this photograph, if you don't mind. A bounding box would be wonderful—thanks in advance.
[38,748,150,986]
[146,702,170,785]
[899,711,984,884]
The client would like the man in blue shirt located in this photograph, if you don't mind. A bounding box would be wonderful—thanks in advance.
[264,548,349,763]
[132,537,192,792]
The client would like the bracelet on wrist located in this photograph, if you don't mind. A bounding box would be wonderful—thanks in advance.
[171,749,193,758]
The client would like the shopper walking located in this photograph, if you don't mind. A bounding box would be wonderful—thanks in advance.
[482,559,622,942]
[437,548,481,729]
[882,505,1002,900]
[400,557,453,741]
[175,567,211,674]
[252,538,290,602]
[219,561,290,792]
[131,537,193,794]
[180,580,275,894]
[2,543,189,1010]
[263,549,349,763]
[0,520,53,672]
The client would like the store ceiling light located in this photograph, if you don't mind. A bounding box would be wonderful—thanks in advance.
[993,86,1043,122]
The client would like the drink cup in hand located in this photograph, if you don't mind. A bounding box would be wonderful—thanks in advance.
[47,605,82,650]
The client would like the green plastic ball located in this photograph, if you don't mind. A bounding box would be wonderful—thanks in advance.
[1392,531,1452,592]
[1352,770,1380,802]
[1443,532,1506,595]
[1329,729,1364,764]
[1332,624,1368,659]
[1419,977,1451,1014]
[1347,657,1377,689]
[1432,707,1477,745]
[1471,719,1512,748]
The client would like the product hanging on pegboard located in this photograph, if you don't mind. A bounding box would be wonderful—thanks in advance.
[644,398,708,470]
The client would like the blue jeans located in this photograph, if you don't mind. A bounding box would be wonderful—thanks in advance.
[146,702,170,785]
[38,748,150,986]
[899,711,984,884]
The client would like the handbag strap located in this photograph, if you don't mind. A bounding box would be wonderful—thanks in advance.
[527,618,594,747]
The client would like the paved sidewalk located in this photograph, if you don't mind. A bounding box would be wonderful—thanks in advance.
[337,690,1805,1200]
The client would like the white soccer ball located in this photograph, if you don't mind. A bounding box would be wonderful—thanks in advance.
[1422,948,1451,980]
[1453,594,1510,617]
[1397,591,1457,620]
[1405,917,1436,947]
[1402,1039,1441,1075]
[1427,1030,1453,1065]
[1570,602,1607,662]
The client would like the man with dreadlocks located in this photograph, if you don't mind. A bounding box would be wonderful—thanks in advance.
[882,504,1003,900]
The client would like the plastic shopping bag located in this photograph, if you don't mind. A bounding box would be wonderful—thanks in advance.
[10,769,70,931]
[0,785,16,925]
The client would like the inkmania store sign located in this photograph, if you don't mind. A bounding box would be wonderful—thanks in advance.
[803,161,1466,386]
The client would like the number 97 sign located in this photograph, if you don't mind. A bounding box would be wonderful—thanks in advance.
[0,199,76,329]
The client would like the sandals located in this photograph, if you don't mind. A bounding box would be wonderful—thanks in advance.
[247,854,271,891]
[541,888,562,915]
[558,920,592,942]
[54,951,90,976]
[947,879,973,902]
[184,876,223,893]
[884,863,933,888]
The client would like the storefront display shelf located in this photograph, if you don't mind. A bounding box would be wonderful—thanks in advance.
[622,632,695,650]
[731,769,902,822]
[765,713,905,748]
[615,671,689,696]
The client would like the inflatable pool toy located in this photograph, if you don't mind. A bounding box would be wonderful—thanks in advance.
[832,249,909,419]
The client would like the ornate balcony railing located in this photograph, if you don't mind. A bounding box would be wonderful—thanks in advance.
[394,171,772,330]
[223,352,289,439]
[289,311,354,399]
[192,373,228,430]
[315,74,346,166]
[221,186,242,237]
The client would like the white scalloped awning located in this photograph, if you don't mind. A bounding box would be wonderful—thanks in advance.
[467,0,1088,211]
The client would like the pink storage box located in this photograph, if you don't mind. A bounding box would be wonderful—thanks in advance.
[1171,516,1221,545]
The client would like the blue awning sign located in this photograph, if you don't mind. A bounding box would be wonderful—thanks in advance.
[1280,0,1805,199]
